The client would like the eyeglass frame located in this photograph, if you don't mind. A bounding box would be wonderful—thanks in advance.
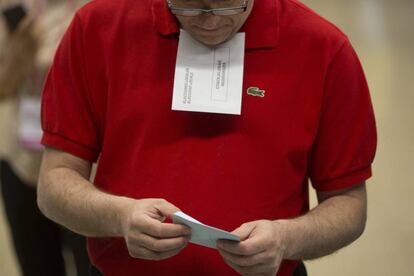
[166,0,249,16]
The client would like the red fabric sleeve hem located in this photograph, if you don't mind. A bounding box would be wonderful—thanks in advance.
[312,166,372,192]
[41,131,99,162]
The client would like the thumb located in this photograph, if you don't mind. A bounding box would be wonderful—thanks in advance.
[232,222,256,241]
[153,199,181,218]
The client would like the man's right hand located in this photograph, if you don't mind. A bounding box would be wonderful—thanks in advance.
[38,148,191,260]
[120,198,191,260]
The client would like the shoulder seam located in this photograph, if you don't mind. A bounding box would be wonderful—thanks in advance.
[319,38,349,121]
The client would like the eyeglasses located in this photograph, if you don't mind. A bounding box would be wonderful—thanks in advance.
[167,0,249,16]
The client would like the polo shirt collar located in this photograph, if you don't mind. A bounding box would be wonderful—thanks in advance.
[151,0,280,50]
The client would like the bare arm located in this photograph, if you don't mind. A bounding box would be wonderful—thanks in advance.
[38,147,191,260]
[38,146,130,236]
[283,183,367,260]
[217,183,367,275]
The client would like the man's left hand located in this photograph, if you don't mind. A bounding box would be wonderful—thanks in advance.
[217,220,287,276]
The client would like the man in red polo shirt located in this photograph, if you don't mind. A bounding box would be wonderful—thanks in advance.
[38,0,376,275]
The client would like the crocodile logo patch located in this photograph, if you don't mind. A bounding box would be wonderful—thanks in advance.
[247,87,265,97]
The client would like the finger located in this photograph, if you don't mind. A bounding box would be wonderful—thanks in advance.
[154,247,186,260]
[128,244,158,259]
[218,223,268,256]
[231,222,256,241]
[153,199,181,218]
[140,218,191,238]
[217,237,267,256]
[218,248,269,267]
[128,244,185,261]
[133,233,190,252]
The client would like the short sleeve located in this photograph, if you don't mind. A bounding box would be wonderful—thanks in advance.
[309,39,377,192]
[41,14,100,162]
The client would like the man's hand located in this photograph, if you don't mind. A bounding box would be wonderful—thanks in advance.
[217,184,367,275]
[39,148,192,257]
[121,199,191,260]
[217,220,287,276]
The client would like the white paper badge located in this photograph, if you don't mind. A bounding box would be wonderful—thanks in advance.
[172,30,245,115]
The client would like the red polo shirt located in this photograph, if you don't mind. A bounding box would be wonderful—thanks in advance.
[41,0,377,275]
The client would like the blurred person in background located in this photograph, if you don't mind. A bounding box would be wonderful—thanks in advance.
[0,0,90,275]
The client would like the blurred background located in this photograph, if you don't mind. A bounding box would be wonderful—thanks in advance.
[301,0,414,275]
[0,0,413,275]
[0,1,90,276]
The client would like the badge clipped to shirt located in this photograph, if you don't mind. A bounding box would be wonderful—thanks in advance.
[172,30,245,115]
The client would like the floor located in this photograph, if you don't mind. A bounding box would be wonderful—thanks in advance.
[0,0,413,275]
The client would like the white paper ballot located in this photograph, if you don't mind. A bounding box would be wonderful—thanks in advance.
[172,30,245,115]
[172,211,240,249]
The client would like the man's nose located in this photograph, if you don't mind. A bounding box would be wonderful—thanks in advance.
[198,14,221,30]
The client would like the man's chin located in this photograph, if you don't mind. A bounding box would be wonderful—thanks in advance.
[193,34,232,47]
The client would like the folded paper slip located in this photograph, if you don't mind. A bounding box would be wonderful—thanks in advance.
[172,211,240,249]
